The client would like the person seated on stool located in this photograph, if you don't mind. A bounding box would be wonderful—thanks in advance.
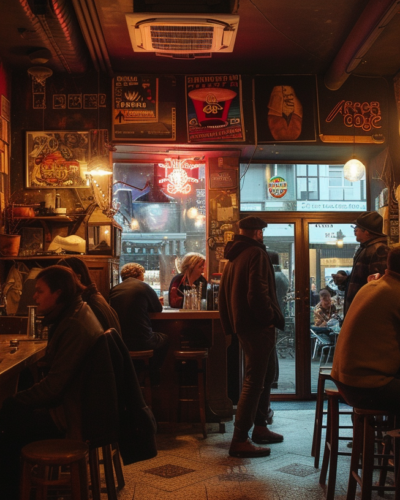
[169,252,207,309]
[331,246,400,413]
[0,265,105,500]
[109,263,169,384]
[57,256,121,335]
[313,289,340,327]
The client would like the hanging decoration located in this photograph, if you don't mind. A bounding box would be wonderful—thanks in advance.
[158,158,201,194]
[343,157,365,182]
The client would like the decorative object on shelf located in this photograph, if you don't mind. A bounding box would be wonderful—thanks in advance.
[86,207,121,256]
[25,131,90,188]
[20,227,44,255]
[0,233,21,256]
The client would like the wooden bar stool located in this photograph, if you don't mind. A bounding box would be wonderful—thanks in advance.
[89,443,125,500]
[174,349,208,439]
[312,367,333,467]
[129,349,154,407]
[20,439,89,500]
[319,387,353,500]
[347,408,396,500]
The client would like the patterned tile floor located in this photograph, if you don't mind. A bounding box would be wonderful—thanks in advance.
[113,407,394,500]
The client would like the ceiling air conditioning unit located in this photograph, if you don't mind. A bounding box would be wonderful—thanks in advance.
[126,13,239,59]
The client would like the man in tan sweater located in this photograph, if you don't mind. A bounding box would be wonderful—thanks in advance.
[331,246,400,412]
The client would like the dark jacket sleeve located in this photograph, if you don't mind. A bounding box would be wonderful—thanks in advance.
[147,284,162,313]
[169,274,184,309]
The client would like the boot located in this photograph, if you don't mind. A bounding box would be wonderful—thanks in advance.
[229,438,271,458]
[251,425,284,444]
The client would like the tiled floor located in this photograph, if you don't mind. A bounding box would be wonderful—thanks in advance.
[115,406,394,500]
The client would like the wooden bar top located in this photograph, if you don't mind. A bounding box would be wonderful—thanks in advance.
[0,335,46,381]
[150,309,220,320]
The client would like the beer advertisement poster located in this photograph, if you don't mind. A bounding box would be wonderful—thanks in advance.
[254,75,317,143]
[185,74,245,143]
[112,75,176,141]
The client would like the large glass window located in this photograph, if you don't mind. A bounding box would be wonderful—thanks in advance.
[113,161,206,295]
[240,163,366,212]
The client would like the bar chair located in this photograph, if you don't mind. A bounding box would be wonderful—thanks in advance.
[173,349,208,438]
[20,439,89,500]
[89,443,125,500]
[319,387,353,500]
[347,408,398,500]
[129,349,154,407]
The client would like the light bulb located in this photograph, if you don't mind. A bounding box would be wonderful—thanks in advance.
[343,158,365,182]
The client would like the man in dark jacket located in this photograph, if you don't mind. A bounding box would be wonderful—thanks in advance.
[109,263,169,383]
[343,211,389,315]
[219,216,285,458]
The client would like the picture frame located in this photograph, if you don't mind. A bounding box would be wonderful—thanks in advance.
[20,227,44,255]
[25,131,90,188]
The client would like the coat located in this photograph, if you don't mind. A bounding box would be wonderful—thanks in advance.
[219,234,284,337]
[344,235,389,315]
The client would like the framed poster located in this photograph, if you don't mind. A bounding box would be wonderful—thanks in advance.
[209,156,238,190]
[186,74,245,143]
[112,75,176,141]
[254,75,317,142]
[26,131,89,188]
[317,75,388,143]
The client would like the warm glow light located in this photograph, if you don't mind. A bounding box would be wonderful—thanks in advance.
[343,158,365,182]
[130,218,140,231]
[187,207,198,219]
[90,169,113,176]
[336,239,344,248]
[158,158,200,194]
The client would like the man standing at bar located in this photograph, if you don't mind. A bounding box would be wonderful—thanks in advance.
[339,211,389,316]
[219,216,285,458]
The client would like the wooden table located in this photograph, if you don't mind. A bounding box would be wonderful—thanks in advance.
[149,309,233,424]
[0,335,47,405]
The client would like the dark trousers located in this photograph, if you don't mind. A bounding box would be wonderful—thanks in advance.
[234,328,276,439]
[334,377,400,413]
[0,404,64,500]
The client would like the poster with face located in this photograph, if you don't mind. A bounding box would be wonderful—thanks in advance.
[186,74,245,143]
[254,75,317,142]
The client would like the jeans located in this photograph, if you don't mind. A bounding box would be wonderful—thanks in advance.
[234,328,276,439]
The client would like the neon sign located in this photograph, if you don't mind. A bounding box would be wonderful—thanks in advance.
[158,158,201,194]
[325,100,382,132]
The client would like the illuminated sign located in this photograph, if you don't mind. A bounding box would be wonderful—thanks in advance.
[268,176,288,198]
[158,158,201,195]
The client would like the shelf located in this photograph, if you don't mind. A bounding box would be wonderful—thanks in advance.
[0,255,119,261]
[10,215,84,222]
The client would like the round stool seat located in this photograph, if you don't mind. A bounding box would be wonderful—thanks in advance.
[325,387,340,396]
[129,350,154,360]
[174,350,208,360]
[22,439,89,464]
[355,408,389,416]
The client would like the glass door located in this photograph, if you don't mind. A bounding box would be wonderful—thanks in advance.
[308,221,358,393]
[241,212,360,400]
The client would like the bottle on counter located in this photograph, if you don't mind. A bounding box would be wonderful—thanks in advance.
[27,306,37,339]
[55,193,61,209]
[210,273,222,310]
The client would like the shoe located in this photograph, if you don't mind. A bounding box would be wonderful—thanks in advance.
[251,426,284,444]
[229,438,271,458]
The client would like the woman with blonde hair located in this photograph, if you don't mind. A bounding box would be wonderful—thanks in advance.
[169,252,207,308]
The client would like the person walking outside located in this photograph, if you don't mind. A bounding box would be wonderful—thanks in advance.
[219,216,285,458]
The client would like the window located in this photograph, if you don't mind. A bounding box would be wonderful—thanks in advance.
[240,163,367,212]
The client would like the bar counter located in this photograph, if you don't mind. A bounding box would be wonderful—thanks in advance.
[0,335,47,405]
[149,308,233,424]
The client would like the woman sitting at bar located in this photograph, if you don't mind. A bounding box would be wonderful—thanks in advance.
[169,252,207,309]
[57,257,121,334]
[313,288,339,327]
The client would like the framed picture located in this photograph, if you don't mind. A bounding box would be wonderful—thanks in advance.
[26,131,90,188]
[21,227,44,255]
[53,94,66,109]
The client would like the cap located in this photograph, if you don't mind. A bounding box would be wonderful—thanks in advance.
[238,216,268,230]
[352,211,384,236]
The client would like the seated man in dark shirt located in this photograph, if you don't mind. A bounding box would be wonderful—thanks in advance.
[109,263,169,383]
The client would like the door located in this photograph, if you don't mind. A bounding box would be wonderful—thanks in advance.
[242,212,359,400]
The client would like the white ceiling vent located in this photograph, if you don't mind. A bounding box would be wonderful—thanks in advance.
[126,13,239,59]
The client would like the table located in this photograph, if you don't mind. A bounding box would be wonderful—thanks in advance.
[0,335,47,405]
[149,309,233,424]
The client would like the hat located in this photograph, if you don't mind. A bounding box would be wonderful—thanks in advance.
[352,211,384,236]
[238,216,268,230]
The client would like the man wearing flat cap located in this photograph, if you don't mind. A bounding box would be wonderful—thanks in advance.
[219,216,285,458]
[342,211,389,315]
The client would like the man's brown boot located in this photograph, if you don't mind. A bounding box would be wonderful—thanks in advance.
[251,426,284,444]
[229,438,271,458]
